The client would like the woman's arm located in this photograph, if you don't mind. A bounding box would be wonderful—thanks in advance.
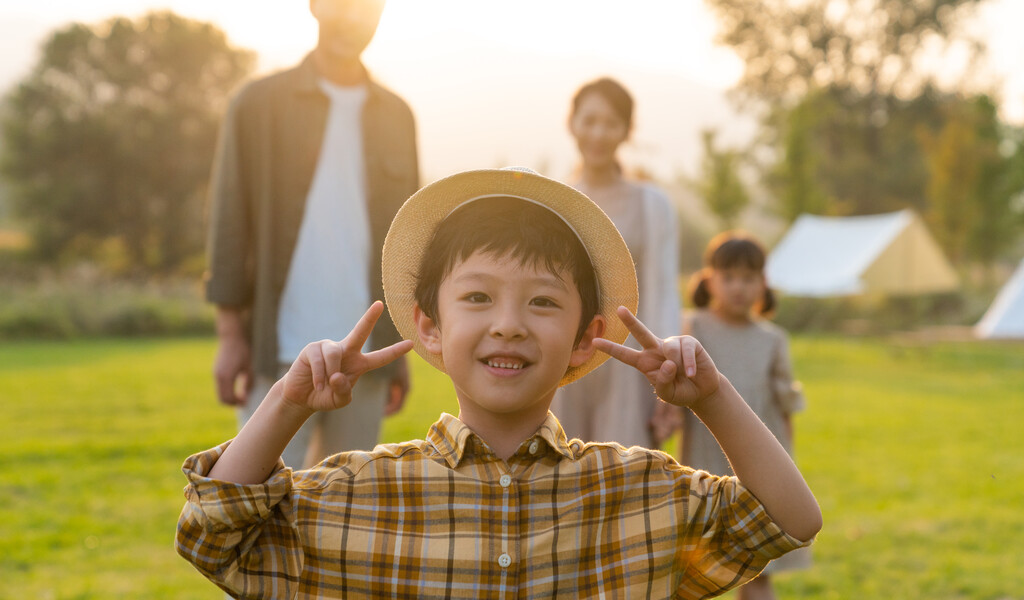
[640,186,682,336]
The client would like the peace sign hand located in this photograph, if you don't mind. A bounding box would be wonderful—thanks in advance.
[593,306,721,409]
[281,302,414,414]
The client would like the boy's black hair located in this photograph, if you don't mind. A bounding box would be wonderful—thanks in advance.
[689,231,777,316]
[414,196,600,345]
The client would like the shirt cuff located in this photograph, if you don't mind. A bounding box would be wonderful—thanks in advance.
[181,441,292,533]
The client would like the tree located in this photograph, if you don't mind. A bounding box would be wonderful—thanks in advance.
[692,129,750,230]
[705,0,1024,267]
[705,0,991,216]
[920,96,1024,268]
[705,0,987,108]
[761,86,956,219]
[0,11,255,273]
[763,93,829,222]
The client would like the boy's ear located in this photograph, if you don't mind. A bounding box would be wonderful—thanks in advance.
[569,314,606,368]
[413,304,443,356]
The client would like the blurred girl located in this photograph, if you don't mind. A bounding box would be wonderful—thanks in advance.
[550,77,681,449]
[681,231,810,600]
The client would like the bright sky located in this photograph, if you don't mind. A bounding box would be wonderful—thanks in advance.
[2,0,1023,181]
[0,1,744,86]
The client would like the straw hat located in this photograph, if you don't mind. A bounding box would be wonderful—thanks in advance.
[382,167,638,386]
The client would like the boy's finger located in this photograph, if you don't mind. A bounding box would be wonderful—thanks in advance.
[593,337,642,368]
[658,359,678,384]
[615,306,662,350]
[342,302,385,354]
[363,339,414,372]
[323,341,344,380]
[306,343,327,391]
[681,337,697,378]
[657,361,678,400]
[328,371,354,398]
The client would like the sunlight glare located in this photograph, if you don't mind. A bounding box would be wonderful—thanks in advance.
[367,0,743,89]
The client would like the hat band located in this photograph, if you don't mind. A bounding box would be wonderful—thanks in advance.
[446,193,601,299]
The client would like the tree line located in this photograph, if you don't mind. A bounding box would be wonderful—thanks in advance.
[2,4,1022,278]
[693,0,1024,272]
[0,12,254,275]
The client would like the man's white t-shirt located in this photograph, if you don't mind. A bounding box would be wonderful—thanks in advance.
[277,81,370,363]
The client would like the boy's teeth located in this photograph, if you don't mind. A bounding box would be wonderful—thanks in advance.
[488,360,523,369]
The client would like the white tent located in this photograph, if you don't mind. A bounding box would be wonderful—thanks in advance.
[975,258,1024,339]
[766,210,958,297]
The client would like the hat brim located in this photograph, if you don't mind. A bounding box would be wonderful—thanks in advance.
[382,168,638,386]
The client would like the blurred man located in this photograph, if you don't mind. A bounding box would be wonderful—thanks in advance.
[205,0,418,467]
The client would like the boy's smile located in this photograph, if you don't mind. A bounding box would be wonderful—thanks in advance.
[415,251,602,436]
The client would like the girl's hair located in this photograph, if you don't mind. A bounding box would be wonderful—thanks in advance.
[571,77,634,131]
[688,231,776,316]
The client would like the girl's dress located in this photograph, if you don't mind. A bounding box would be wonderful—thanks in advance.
[681,308,811,572]
[551,183,680,449]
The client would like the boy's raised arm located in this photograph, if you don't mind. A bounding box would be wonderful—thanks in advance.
[207,302,413,484]
[595,307,822,542]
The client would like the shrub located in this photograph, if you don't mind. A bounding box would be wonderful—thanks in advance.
[0,273,214,339]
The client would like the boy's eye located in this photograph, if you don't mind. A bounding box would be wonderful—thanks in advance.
[530,296,560,308]
[463,292,490,303]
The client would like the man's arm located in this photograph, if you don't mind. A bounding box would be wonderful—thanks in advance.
[205,87,253,306]
[208,302,413,484]
[595,306,822,542]
[206,89,258,406]
[213,305,251,406]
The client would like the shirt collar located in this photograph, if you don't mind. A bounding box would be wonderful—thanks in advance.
[294,52,382,100]
[427,412,576,468]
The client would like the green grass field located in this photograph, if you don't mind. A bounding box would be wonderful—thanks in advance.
[1,336,1022,598]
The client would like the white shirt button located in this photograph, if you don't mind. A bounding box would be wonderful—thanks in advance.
[528,439,540,454]
[499,474,512,488]
[497,553,512,568]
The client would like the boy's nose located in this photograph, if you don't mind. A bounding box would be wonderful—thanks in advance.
[489,307,527,340]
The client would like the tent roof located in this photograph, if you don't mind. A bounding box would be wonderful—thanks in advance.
[766,210,958,297]
[975,258,1024,339]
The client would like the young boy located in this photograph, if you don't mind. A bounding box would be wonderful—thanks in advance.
[176,168,821,599]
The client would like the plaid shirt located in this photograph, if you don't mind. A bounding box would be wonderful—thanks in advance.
[176,413,808,599]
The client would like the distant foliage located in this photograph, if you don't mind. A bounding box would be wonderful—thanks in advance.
[0,274,214,339]
[0,12,255,273]
[706,0,987,107]
[692,129,750,230]
[920,97,1024,267]
[705,0,1024,266]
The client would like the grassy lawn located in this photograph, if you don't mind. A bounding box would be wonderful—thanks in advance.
[1,335,1022,598]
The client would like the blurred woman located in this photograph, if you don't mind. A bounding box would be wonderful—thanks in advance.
[550,77,681,449]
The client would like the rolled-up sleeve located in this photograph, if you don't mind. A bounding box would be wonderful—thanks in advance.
[175,443,303,599]
[675,469,812,598]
